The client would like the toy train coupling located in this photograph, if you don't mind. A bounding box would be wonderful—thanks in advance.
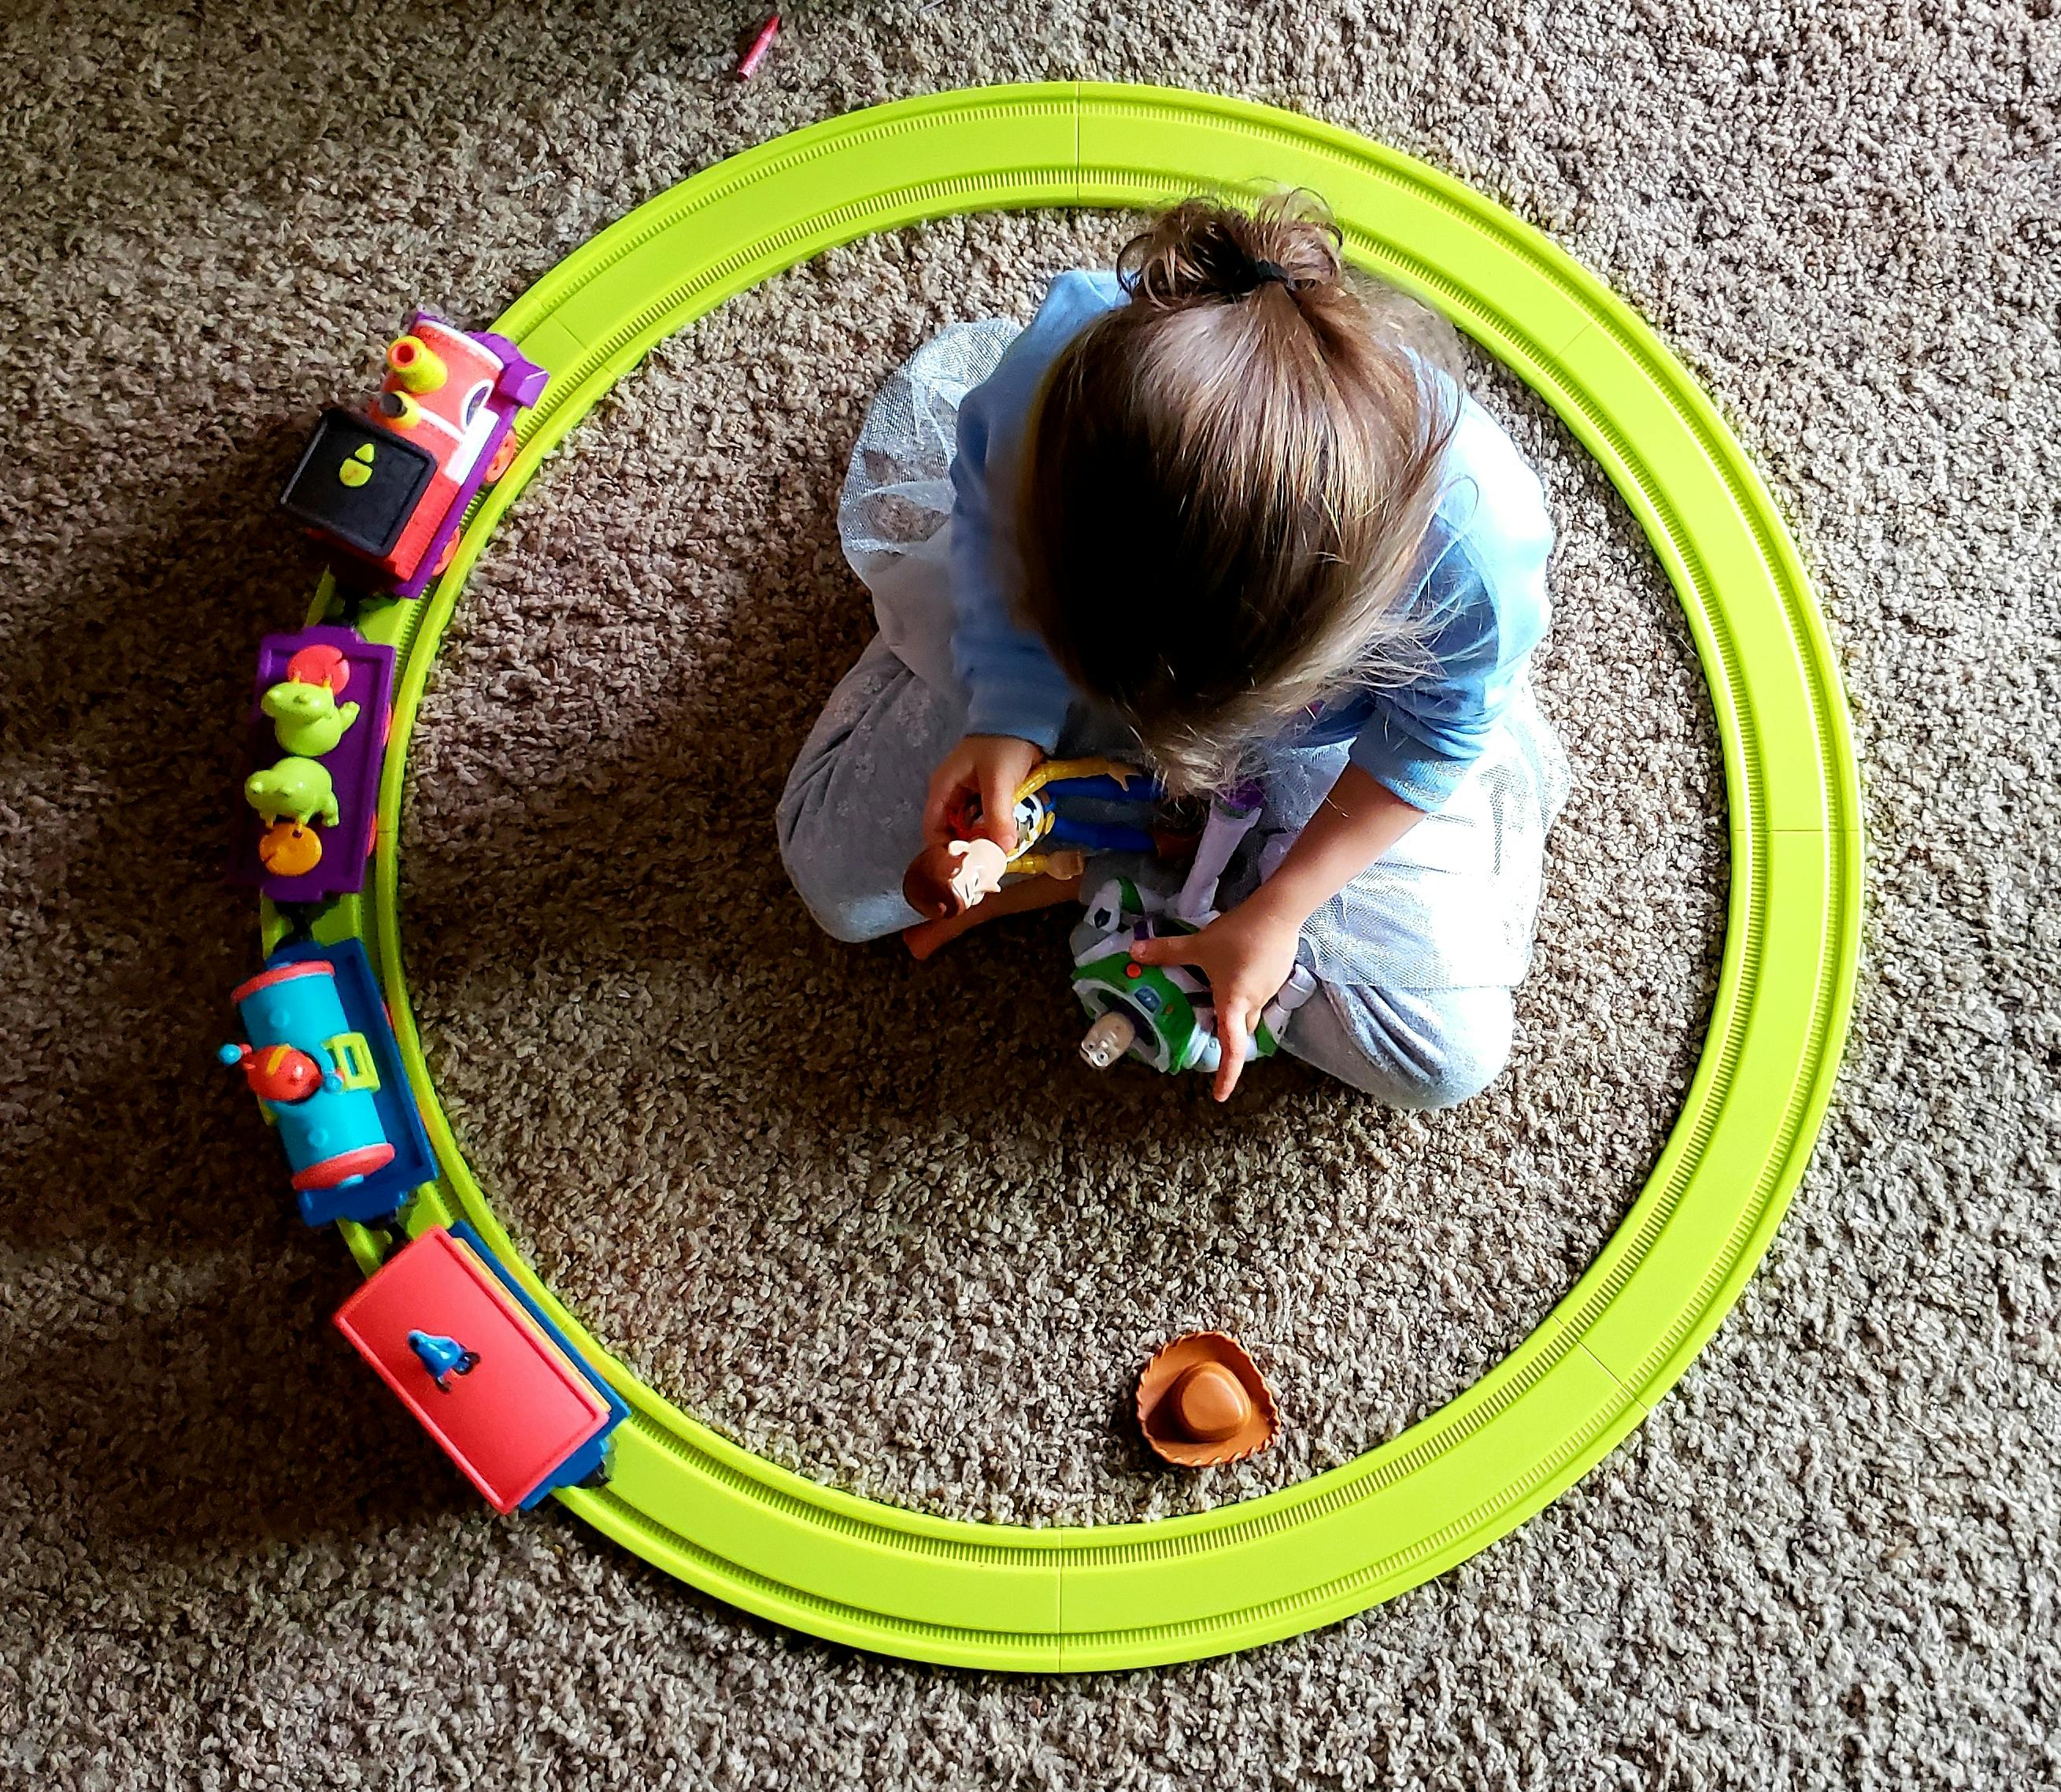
[265,900,327,947]
[322,578,379,628]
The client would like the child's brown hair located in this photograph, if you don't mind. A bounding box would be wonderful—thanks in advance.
[1017,193,1461,794]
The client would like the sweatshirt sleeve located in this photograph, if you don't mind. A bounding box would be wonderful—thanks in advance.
[948,270,1124,749]
[1345,398,1554,812]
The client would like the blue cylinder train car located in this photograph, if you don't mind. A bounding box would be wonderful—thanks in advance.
[220,959,396,1194]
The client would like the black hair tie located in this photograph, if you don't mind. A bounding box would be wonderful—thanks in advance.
[1249,258,1295,290]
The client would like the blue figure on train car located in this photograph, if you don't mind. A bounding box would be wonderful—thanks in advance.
[406,1330,479,1390]
[220,959,396,1194]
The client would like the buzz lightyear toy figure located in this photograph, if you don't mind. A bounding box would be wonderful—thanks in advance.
[901,757,1315,1079]
[1071,877,1318,1076]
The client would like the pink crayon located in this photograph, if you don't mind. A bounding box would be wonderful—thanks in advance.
[736,13,779,79]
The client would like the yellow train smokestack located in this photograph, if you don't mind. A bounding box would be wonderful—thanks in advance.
[375,389,423,428]
[385,335,446,393]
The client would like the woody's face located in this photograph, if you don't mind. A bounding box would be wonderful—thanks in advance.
[946,839,1005,906]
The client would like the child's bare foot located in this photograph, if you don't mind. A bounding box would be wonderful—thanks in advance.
[901,872,1082,961]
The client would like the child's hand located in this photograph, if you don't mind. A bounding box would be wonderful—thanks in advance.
[1130,899,1304,1102]
[924,735,1044,851]
[1132,766,1424,1099]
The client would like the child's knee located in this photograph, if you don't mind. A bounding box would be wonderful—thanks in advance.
[784,875,881,945]
[775,639,955,945]
[776,803,905,945]
[1405,988,1513,1109]
[1286,982,1512,1109]
[785,875,906,946]
[805,898,899,946]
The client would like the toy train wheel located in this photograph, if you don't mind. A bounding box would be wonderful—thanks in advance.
[483,433,519,485]
[429,535,457,578]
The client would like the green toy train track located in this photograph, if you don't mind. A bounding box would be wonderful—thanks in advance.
[276,83,1862,1670]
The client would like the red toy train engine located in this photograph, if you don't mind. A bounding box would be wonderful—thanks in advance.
[280,313,548,598]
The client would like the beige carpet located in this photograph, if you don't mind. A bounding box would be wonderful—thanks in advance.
[3,2,2055,1786]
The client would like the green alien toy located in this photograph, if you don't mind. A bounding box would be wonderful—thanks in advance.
[261,679,361,758]
[245,757,340,830]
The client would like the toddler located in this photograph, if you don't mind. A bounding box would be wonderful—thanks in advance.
[779,196,1568,1105]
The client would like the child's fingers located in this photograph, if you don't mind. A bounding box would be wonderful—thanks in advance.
[976,765,1019,851]
[1216,992,1271,1101]
[1128,935,1199,968]
[925,757,986,846]
[1213,1010,1251,1101]
[921,762,960,844]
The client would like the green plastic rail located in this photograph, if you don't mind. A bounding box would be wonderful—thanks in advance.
[276,83,1862,1670]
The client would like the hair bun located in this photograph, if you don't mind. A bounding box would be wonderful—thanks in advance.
[1119,192,1345,307]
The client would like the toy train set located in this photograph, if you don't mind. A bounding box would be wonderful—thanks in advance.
[197,85,1863,1671]
[225,317,631,1515]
